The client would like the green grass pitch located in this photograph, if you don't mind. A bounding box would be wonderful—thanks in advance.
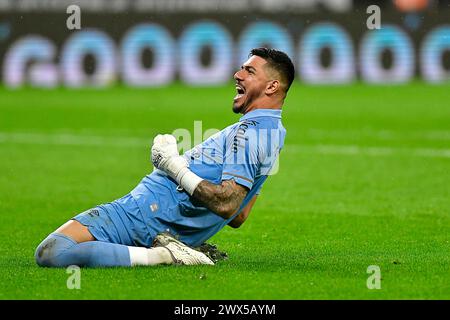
[0,83,449,299]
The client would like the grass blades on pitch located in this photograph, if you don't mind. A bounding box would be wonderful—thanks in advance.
[0,83,449,299]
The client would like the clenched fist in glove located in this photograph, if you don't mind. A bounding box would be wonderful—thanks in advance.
[151,134,186,174]
[151,134,203,195]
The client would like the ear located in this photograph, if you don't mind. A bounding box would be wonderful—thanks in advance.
[265,80,280,95]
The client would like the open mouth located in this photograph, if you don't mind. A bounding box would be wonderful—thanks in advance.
[234,84,245,100]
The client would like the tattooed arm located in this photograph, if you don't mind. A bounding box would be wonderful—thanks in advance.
[150,134,251,219]
[228,195,257,228]
[192,179,248,219]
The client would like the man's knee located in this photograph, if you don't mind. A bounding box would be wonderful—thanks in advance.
[35,236,58,267]
[35,233,76,267]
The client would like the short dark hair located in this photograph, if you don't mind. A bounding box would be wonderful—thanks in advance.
[249,47,295,93]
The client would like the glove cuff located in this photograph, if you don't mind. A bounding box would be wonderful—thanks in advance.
[177,168,204,196]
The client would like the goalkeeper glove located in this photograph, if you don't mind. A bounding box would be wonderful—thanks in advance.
[151,134,203,195]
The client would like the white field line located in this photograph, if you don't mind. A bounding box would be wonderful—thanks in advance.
[0,132,449,159]
[0,132,148,147]
[306,128,450,141]
[285,144,450,159]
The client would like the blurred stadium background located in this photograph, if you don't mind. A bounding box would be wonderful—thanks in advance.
[0,0,449,300]
[1,0,449,86]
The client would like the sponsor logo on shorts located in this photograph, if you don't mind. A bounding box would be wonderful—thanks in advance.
[86,209,99,217]
[150,203,159,212]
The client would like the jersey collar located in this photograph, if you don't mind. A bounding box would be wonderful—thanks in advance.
[239,109,282,121]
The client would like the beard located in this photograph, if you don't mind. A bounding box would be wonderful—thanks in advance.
[232,82,266,114]
[232,101,245,114]
[232,89,261,114]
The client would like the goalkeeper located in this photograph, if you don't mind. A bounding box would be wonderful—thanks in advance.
[35,48,294,267]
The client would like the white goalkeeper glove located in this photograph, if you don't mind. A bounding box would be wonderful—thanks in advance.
[151,134,184,173]
[151,134,203,195]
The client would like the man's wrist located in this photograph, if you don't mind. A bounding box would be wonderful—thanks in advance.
[163,157,203,195]
[162,156,187,179]
[179,169,203,195]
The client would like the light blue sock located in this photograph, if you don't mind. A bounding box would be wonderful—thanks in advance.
[35,233,131,267]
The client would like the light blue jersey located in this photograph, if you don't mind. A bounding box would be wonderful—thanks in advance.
[130,109,286,247]
[74,109,286,248]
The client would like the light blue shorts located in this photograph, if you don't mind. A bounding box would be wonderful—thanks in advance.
[72,193,159,247]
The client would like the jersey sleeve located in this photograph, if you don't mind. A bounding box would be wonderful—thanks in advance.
[221,126,260,190]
